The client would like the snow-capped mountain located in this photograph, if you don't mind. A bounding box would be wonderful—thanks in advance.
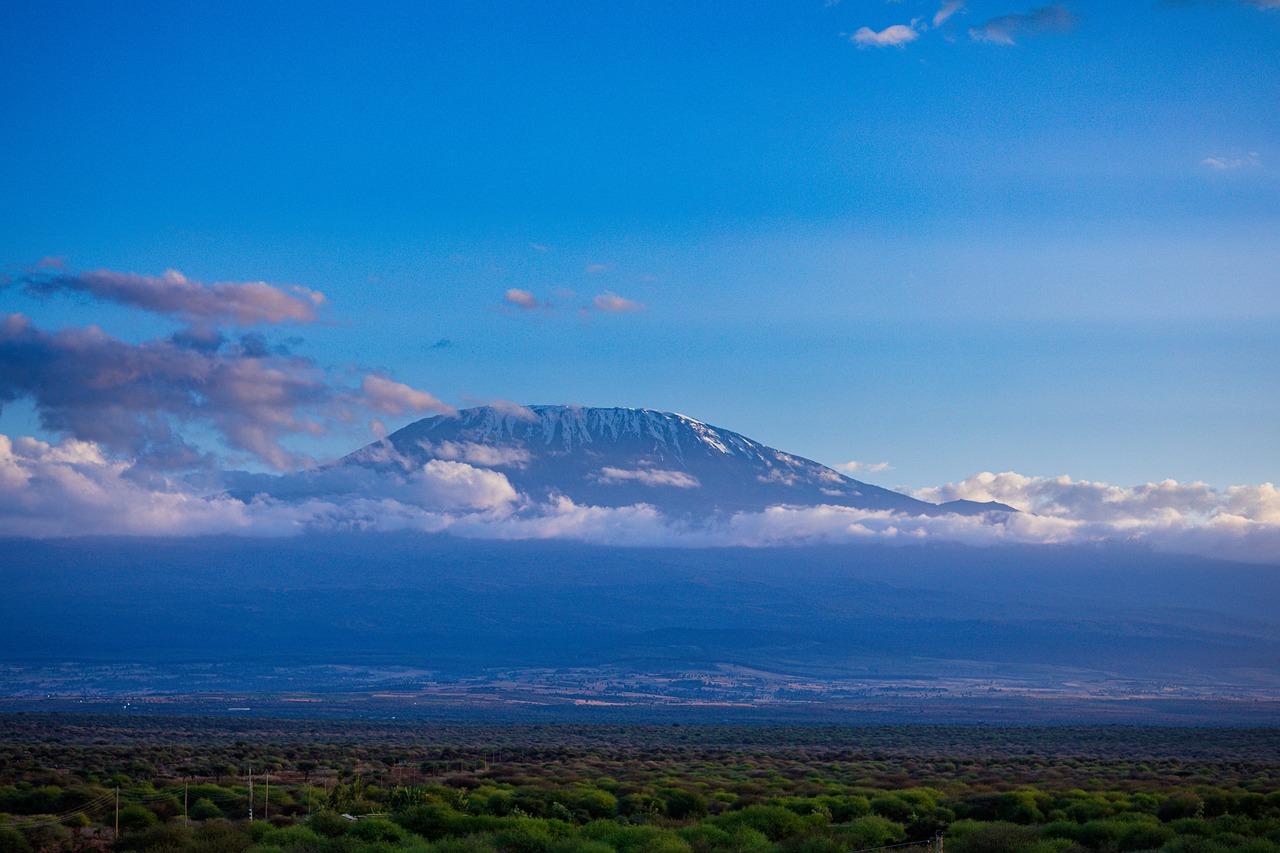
[338,405,1012,518]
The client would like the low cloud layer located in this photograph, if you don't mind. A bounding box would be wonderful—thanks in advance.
[912,470,1280,526]
[2,432,1276,564]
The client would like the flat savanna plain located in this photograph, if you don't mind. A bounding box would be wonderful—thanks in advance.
[3,716,1280,853]
[5,666,1280,726]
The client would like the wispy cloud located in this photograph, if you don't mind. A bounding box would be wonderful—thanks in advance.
[15,268,326,326]
[969,4,1075,44]
[849,23,921,47]
[588,291,646,313]
[1161,0,1280,12]
[460,398,539,422]
[592,467,701,488]
[836,459,893,474]
[933,0,966,27]
[1202,151,1261,170]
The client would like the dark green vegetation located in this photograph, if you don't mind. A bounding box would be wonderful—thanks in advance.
[3,717,1280,853]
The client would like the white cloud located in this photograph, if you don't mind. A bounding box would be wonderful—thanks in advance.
[504,288,541,310]
[0,434,263,537]
[413,460,520,511]
[450,495,684,546]
[836,459,892,474]
[911,471,1235,523]
[360,375,456,418]
[593,467,701,488]
[850,23,920,47]
[418,440,532,469]
[909,472,1280,563]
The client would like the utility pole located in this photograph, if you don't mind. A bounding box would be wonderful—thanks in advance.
[248,768,254,822]
[184,781,189,828]
[115,788,119,838]
[264,773,269,822]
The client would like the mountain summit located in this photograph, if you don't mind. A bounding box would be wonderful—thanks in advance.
[340,405,1012,518]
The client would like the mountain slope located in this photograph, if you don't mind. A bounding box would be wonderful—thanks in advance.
[339,405,1012,518]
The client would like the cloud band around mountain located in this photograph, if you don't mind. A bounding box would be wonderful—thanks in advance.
[2,431,1276,564]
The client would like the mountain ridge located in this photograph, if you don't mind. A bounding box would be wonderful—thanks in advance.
[338,404,1016,518]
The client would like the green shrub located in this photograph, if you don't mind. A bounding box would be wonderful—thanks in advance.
[712,807,805,841]
[945,819,1037,853]
[350,818,408,844]
[190,798,225,821]
[309,811,353,838]
[117,805,159,833]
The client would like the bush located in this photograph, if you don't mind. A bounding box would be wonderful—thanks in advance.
[117,805,159,833]
[945,819,1037,853]
[191,819,253,853]
[114,824,193,852]
[191,799,225,821]
[0,827,33,853]
[350,818,408,844]
[712,807,805,841]
[309,811,353,838]
[834,816,905,851]
[258,825,324,849]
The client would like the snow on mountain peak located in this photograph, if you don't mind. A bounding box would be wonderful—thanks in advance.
[334,404,1014,519]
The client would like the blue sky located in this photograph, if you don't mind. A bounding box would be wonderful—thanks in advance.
[1,0,1278,492]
